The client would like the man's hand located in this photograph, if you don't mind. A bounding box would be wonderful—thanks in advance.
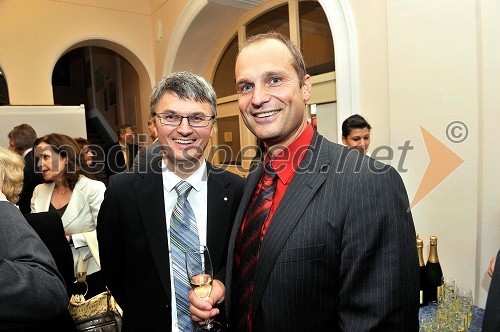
[189,279,225,323]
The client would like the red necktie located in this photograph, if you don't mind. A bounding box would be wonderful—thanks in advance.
[236,163,277,331]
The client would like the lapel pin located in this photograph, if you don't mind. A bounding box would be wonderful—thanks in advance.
[224,197,228,201]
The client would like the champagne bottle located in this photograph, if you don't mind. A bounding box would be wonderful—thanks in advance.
[417,238,427,306]
[425,236,443,303]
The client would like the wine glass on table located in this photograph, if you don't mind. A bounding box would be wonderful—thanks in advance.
[185,245,221,332]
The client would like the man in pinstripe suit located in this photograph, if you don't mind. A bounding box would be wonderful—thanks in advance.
[190,32,419,331]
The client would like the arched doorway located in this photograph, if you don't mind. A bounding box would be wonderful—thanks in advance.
[168,0,352,175]
[0,66,9,106]
[52,42,153,149]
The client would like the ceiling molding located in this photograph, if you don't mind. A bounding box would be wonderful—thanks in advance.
[207,0,265,10]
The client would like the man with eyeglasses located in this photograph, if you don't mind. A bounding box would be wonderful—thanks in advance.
[97,71,244,332]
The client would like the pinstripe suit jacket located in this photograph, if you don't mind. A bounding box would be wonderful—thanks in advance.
[226,133,419,331]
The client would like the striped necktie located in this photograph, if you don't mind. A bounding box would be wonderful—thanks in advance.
[236,163,277,331]
[170,181,200,331]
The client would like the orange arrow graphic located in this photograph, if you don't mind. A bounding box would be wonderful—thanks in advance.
[410,126,464,209]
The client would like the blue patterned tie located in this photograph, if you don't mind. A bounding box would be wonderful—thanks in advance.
[170,181,200,331]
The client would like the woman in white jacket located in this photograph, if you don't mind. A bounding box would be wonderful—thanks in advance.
[31,133,106,298]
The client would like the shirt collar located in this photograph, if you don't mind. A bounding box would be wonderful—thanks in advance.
[268,124,314,185]
[22,148,32,158]
[162,159,207,193]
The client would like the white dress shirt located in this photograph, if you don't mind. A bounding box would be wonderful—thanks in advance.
[162,159,208,332]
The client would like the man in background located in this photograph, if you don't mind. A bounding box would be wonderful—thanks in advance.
[191,32,419,331]
[105,124,139,177]
[133,115,161,172]
[8,123,43,213]
[147,114,158,142]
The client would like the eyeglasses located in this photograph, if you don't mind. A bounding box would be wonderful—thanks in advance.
[155,113,215,128]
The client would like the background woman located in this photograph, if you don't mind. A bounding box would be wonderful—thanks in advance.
[75,136,107,184]
[341,114,372,154]
[31,133,106,298]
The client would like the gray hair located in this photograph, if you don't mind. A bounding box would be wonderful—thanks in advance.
[150,71,217,117]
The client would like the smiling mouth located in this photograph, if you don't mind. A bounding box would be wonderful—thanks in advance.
[173,138,195,144]
[255,110,279,118]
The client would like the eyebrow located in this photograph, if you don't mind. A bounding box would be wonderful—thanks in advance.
[157,110,210,116]
[236,70,285,86]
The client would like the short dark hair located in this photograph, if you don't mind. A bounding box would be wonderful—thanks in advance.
[150,71,217,117]
[74,137,91,149]
[8,124,37,153]
[239,31,307,87]
[118,124,134,137]
[341,114,372,138]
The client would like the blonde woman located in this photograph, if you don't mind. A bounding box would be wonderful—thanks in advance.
[31,133,106,298]
[0,147,68,327]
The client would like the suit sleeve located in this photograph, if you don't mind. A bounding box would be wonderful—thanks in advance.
[0,202,68,320]
[132,145,146,171]
[71,179,106,262]
[338,166,419,331]
[97,176,127,305]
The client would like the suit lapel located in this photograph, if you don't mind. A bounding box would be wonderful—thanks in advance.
[206,165,236,273]
[135,156,172,297]
[251,134,330,319]
[34,183,54,212]
[61,177,86,228]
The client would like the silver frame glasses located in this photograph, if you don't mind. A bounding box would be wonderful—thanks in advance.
[155,113,215,128]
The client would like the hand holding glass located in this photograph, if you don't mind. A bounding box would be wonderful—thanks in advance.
[185,245,221,332]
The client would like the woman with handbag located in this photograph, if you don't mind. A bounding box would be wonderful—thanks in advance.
[31,133,106,298]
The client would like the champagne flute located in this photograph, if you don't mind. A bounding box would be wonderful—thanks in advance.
[185,245,221,332]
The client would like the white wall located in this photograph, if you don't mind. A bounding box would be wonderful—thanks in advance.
[0,105,87,147]
[342,0,499,306]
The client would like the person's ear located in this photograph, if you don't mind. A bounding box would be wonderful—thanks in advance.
[209,120,215,139]
[302,75,312,103]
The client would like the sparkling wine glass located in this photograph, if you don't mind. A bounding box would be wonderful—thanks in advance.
[185,245,221,332]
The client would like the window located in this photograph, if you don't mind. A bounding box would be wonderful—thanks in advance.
[299,1,335,75]
[246,4,289,38]
[213,36,239,98]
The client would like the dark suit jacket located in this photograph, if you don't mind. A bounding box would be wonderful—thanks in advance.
[105,142,139,177]
[483,249,500,332]
[97,156,244,332]
[0,202,72,332]
[24,211,75,297]
[225,133,419,331]
[18,150,43,214]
